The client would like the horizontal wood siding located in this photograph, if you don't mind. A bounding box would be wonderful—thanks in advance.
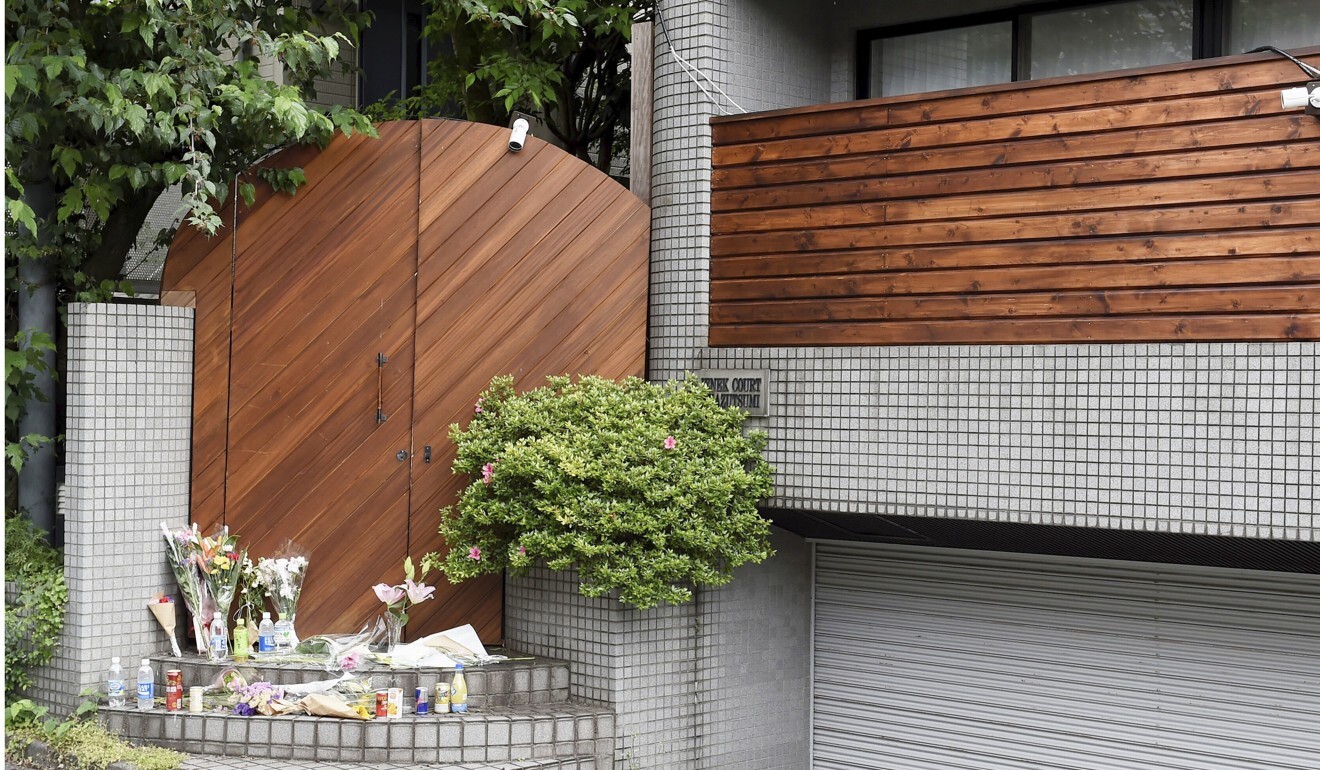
[709,48,1320,346]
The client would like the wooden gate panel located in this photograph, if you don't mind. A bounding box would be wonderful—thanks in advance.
[165,119,650,641]
[406,122,651,639]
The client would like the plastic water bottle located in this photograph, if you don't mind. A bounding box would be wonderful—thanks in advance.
[107,657,125,708]
[208,612,228,662]
[450,663,468,713]
[257,612,275,653]
[274,614,293,653]
[136,659,154,711]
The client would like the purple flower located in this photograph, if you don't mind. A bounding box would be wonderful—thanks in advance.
[233,703,255,716]
[405,579,435,604]
[373,583,405,606]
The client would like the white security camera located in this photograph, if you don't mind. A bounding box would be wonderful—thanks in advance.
[508,118,530,152]
[1280,82,1320,115]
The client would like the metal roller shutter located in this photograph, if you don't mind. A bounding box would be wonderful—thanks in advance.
[813,542,1320,770]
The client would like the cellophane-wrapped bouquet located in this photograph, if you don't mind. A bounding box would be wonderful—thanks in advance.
[255,541,309,645]
[161,523,211,653]
[195,526,245,632]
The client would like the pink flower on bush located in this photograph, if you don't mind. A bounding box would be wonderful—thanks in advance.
[663,435,677,450]
[474,397,484,414]
[517,546,527,556]
[372,583,405,606]
[468,546,482,561]
[482,462,495,484]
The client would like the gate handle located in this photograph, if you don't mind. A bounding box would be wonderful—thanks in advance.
[375,353,388,424]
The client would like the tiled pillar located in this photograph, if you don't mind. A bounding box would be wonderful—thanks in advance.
[34,303,194,713]
[505,566,698,769]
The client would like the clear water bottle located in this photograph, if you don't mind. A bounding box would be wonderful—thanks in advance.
[274,614,293,653]
[136,659,154,711]
[257,611,275,653]
[107,657,125,708]
[208,611,228,662]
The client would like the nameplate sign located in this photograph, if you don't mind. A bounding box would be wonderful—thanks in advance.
[698,369,769,416]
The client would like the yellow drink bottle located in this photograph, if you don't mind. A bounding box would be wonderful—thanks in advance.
[450,663,468,713]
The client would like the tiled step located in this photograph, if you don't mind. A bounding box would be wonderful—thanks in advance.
[148,651,571,709]
[179,756,597,770]
[105,703,614,766]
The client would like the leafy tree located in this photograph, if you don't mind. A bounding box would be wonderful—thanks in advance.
[4,0,375,530]
[387,0,652,172]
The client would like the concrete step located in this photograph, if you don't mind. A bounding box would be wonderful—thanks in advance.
[179,756,597,770]
[148,651,570,709]
[105,703,614,766]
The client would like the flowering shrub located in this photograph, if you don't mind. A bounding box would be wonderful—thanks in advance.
[423,375,775,609]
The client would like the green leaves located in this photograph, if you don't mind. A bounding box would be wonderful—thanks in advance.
[428,375,775,610]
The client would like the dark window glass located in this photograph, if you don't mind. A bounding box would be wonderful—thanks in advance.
[1027,0,1194,79]
[870,22,1013,97]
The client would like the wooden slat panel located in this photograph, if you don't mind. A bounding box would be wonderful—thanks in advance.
[711,48,1320,144]
[712,116,1320,190]
[710,315,1320,346]
[708,49,1320,346]
[712,286,1320,325]
[712,143,1320,213]
[163,119,650,641]
[407,122,650,640]
[714,88,1288,168]
[713,171,1320,234]
[711,229,1320,279]
[713,200,1320,257]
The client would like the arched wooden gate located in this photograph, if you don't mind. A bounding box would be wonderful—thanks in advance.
[162,120,650,641]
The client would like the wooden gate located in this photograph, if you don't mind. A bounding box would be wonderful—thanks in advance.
[162,120,650,641]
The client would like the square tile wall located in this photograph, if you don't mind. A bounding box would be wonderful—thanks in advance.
[33,303,194,712]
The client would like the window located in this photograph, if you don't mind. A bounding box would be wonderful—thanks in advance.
[857,0,1318,98]
[870,22,1013,97]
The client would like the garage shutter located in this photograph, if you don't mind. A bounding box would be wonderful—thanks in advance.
[813,542,1320,770]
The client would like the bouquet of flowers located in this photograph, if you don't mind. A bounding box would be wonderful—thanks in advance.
[255,540,309,647]
[230,680,297,716]
[194,526,245,630]
[372,556,435,651]
[161,523,211,653]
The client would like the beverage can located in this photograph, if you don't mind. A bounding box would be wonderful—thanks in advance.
[414,686,429,715]
[165,670,183,711]
[190,686,205,713]
[434,682,451,714]
[375,691,388,718]
[386,688,403,719]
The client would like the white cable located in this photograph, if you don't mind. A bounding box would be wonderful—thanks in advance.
[654,5,747,116]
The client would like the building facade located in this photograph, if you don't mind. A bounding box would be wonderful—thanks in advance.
[514,1,1319,767]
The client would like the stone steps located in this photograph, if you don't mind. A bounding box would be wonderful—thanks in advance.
[105,703,614,765]
[148,651,571,709]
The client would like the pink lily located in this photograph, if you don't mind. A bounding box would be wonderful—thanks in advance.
[405,579,435,604]
[372,583,405,606]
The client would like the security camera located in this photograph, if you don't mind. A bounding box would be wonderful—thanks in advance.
[1280,82,1320,114]
[508,118,530,152]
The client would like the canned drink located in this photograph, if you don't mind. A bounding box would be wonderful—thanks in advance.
[414,686,429,715]
[375,691,388,718]
[165,670,183,711]
[387,688,403,719]
[434,681,451,714]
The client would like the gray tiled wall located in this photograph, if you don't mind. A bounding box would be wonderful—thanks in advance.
[505,566,697,770]
[34,304,194,713]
